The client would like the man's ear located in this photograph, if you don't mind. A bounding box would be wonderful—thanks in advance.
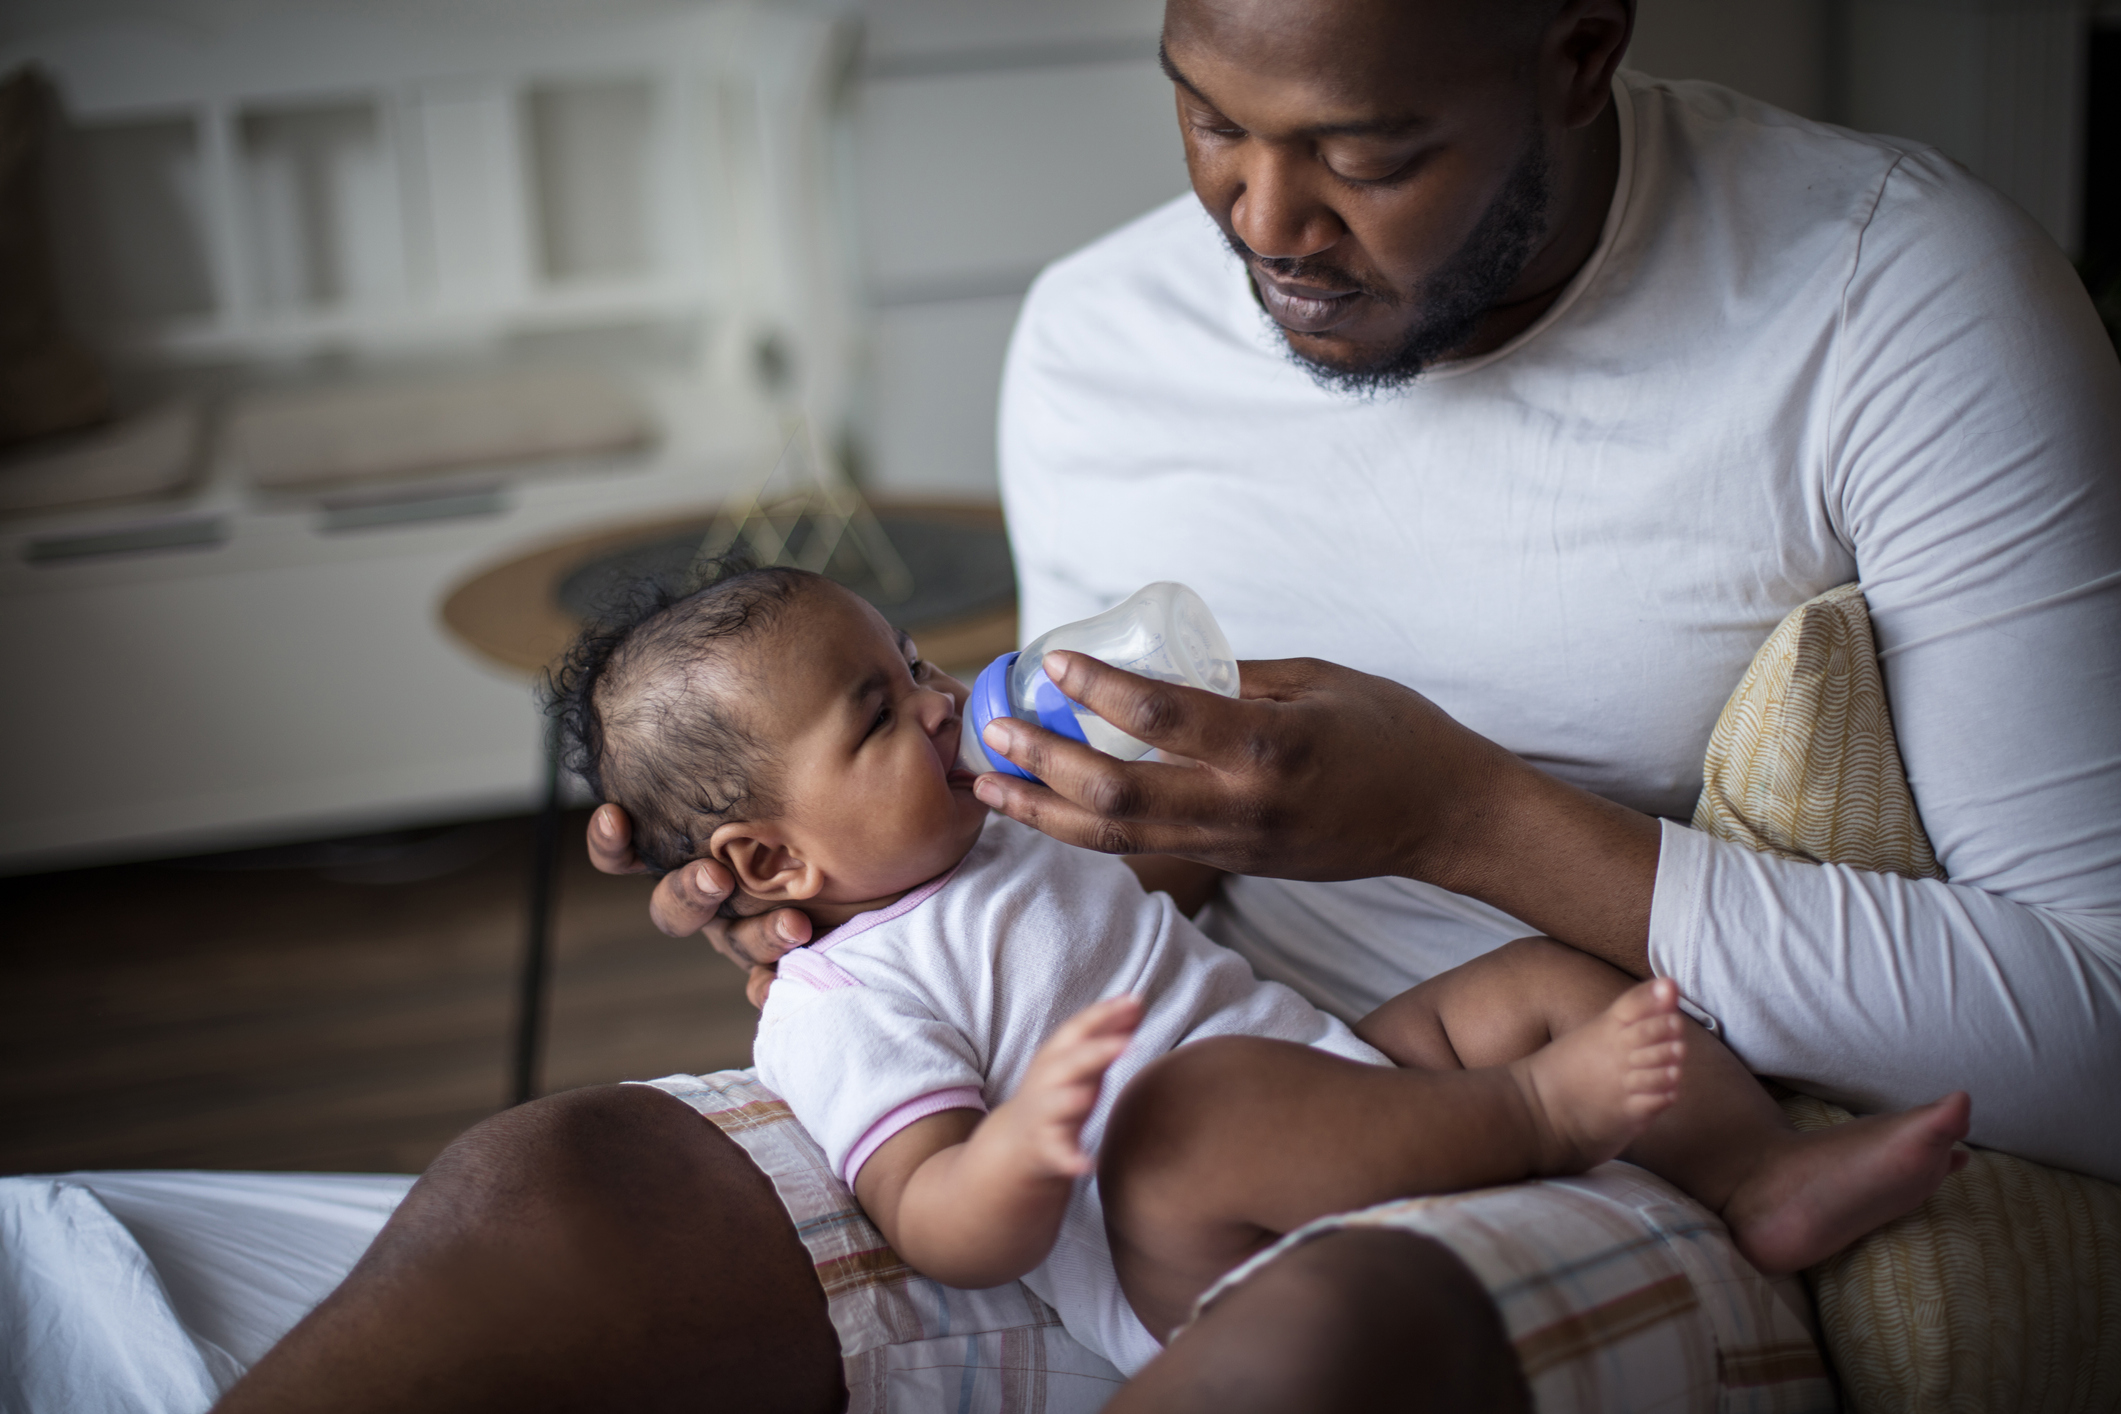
[710,822,824,902]
[1549,0,1634,129]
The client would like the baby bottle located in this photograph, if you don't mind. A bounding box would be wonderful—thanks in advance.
[958,582,1240,782]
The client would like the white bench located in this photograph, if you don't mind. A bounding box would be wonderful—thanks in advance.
[0,0,857,870]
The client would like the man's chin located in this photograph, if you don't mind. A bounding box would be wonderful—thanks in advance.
[1281,326,1381,370]
[1277,325,1432,395]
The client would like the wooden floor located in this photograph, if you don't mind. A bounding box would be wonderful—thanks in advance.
[0,810,758,1177]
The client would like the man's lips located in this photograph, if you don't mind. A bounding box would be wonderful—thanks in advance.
[1252,268,1363,335]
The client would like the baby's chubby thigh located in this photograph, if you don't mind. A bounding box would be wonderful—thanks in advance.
[1096,1033,1404,1339]
[1354,936,1642,1070]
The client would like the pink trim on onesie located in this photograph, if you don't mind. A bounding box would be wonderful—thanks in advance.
[774,948,864,992]
[808,862,961,952]
[843,1085,988,1188]
[779,858,977,1186]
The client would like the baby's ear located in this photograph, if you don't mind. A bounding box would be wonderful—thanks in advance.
[710,823,822,902]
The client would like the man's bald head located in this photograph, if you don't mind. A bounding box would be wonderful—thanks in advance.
[1165,0,1559,87]
[1161,0,1631,390]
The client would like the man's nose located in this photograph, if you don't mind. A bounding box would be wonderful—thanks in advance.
[1227,146,1343,263]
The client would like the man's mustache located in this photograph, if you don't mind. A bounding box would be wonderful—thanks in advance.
[1221,229,1403,309]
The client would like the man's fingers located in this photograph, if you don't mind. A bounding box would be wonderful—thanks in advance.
[974,761,1226,860]
[745,965,776,1010]
[705,905,813,969]
[648,858,736,938]
[1231,656,1330,703]
[586,804,645,875]
[648,858,812,970]
[1041,652,1265,764]
[978,715,1115,800]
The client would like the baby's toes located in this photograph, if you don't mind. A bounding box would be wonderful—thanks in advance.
[1626,1037,1685,1075]
[1607,977,1681,1027]
[1625,1061,1683,1096]
[1624,1035,1683,1097]
[1617,1009,1684,1051]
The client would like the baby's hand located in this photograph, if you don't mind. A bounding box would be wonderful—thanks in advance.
[992,996,1143,1179]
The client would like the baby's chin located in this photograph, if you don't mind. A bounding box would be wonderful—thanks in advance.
[926,794,993,872]
[831,803,988,903]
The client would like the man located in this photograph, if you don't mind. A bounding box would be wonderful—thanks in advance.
[218,0,2120,1410]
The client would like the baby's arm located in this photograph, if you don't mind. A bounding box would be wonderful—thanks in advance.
[854,997,1141,1290]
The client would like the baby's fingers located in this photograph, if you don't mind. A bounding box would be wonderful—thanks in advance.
[1069,995,1145,1041]
[1034,1029,1137,1101]
[1027,997,1140,1081]
[1038,996,1143,1066]
[1032,1130,1096,1178]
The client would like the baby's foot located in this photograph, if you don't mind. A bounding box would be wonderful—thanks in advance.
[1721,1092,1970,1275]
[1511,978,1687,1175]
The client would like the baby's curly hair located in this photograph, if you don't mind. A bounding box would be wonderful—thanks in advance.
[545,564,821,873]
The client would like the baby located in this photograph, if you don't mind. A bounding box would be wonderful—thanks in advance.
[552,566,1970,1374]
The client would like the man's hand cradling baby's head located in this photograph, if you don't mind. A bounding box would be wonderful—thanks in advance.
[552,565,990,988]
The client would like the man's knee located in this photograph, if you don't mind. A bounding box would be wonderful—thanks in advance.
[1110,1230,1531,1414]
[398,1084,769,1242]
[222,1085,844,1414]
[360,1086,822,1332]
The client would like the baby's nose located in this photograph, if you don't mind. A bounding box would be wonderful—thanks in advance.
[918,686,957,734]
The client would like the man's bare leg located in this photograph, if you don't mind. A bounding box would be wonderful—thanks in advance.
[1099,979,1688,1338]
[1107,1230,1532,1414]
[1358,936,1972,1275]
[213,1085,843,1414]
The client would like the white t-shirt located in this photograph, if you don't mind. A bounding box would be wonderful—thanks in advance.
[751,814,1383,1372]
[1000,73,2121,1178]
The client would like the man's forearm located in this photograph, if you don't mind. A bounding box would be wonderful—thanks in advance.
[1651,823,2121,1179]
[1419,755,1659,978]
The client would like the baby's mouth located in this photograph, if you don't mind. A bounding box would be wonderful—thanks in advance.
[943,718,979,788]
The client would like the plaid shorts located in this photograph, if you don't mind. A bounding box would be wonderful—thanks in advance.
[639,1071,1127,1413]
[1200,1165,1835,1414]
[640,1071,1834,1414]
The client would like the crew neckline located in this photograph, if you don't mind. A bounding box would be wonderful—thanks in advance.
[808,855,964,953]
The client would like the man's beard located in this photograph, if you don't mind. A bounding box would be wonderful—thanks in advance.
[1231,132,1553,397]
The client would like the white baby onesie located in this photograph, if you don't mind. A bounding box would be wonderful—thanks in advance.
[751,813,1387,1373]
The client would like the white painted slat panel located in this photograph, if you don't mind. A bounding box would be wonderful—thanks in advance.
[859,0,1160,70]
[407,85,531,310]
[863,293,1022,496]
[855,57,1188,295]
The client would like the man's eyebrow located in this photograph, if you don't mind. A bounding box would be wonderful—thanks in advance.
[1157,39,1427,139]
[1158,38,1206,101]
[1306,114,1429,138]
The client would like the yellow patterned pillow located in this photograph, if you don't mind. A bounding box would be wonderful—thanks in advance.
[1693,582,1939,879]
[1694,583,2121,1414]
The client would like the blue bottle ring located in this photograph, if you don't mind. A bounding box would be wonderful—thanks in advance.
[968,651,1089,785]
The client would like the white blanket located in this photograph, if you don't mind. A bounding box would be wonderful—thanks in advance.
[0,1171,411,1414]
